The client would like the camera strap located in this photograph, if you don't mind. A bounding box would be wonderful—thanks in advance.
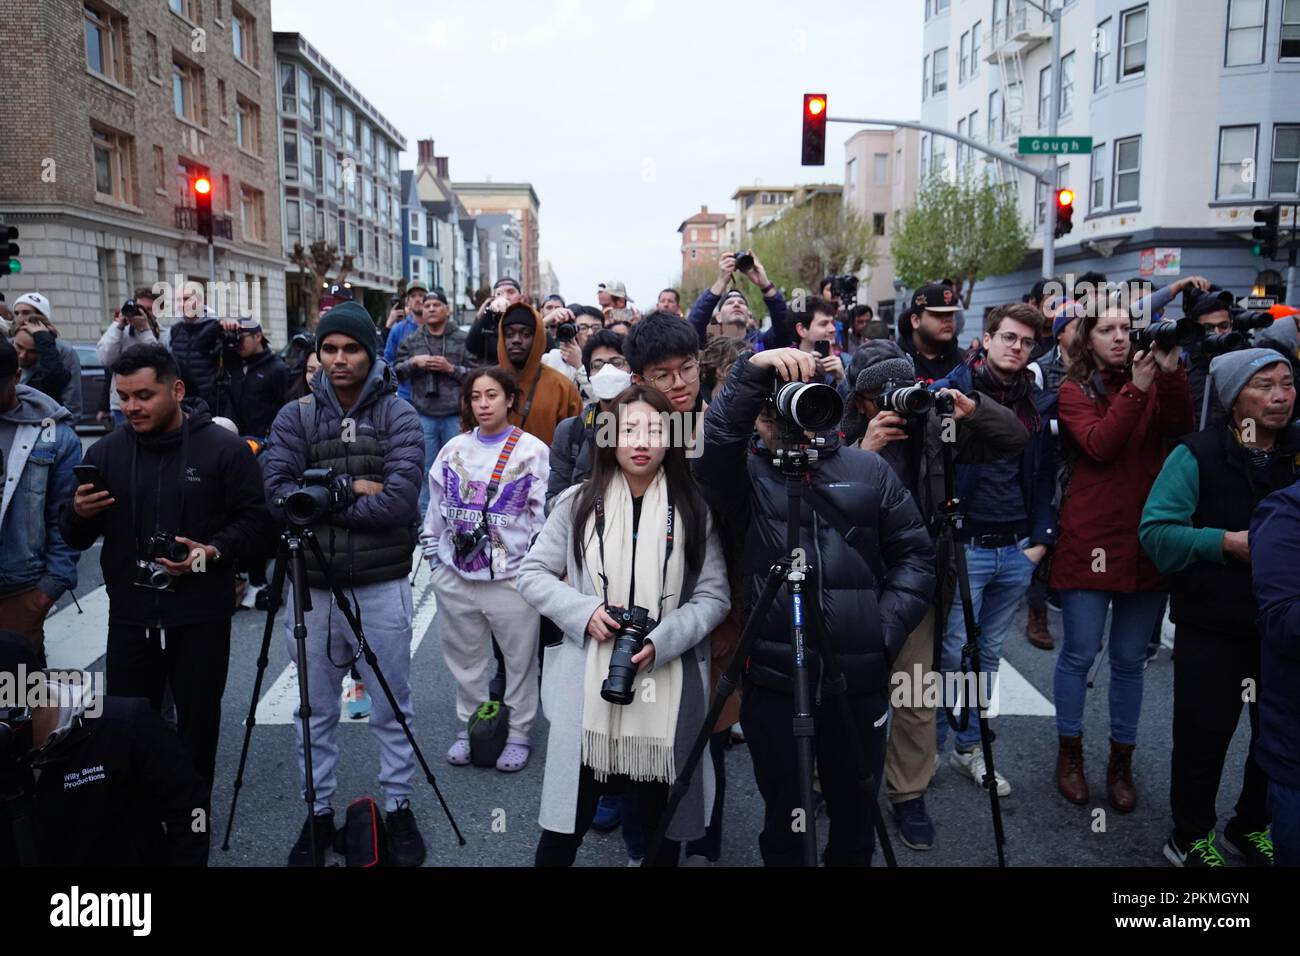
[593,494,674,614]
[517,369,543,430]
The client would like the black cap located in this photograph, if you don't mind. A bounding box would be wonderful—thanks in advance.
[909,282,961,315]
[328,284,354,301]
[423,287,449,305]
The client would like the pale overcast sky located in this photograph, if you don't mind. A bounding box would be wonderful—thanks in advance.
[272,0,923,305]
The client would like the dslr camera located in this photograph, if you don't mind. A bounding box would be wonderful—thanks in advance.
[731,250,755,273]
[601,605,658,705]
[121,298,143,319]
[275,468,353,527]
[771,378,844,433]
[875,379,955,417]
[1130,318,1204,352]
[555,323,577,344]
[829,274,860,304]
[134,531,189,591]
[451,522,493,565]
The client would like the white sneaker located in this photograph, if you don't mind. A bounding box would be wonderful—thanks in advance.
[951,747,1011,797]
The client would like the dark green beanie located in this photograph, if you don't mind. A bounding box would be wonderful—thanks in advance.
[316,301,377,366]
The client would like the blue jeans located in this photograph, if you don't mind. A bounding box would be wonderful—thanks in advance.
[936,540,1037,752]
[1054,589,1167,744]
[418,413,461,515]
[1269,781,1300,867]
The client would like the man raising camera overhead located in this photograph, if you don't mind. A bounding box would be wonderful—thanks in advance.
[694,346,936,866]
[59,344,269,799]
[261,302,429,868]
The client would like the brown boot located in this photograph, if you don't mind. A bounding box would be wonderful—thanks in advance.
[1107,739,1138,813]
[1056,735,1088,805]
[1026,606,1054,649]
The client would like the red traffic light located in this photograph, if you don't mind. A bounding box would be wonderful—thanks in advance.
[1054,187,1075,238]
[801,93,828,166]
[1056,188,1075,207]
[193,176,212,195]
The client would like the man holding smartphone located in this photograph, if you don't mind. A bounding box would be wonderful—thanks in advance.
[792,298,849,399]
[0,337,82,665]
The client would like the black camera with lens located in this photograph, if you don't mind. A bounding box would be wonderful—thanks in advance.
[600,605,658,705]
[133,531,188,592]
[451,523,492,565]
[555,322,577,344]
[121,298,143,319]
[1129,318,1204,352]
[274,467,353,527]
[1232,310,1273,333]
[1202,330,1248,358]
[732,250,755,273]
[877,379,940,417]
[830,274,860,303]
[771,379,844,433]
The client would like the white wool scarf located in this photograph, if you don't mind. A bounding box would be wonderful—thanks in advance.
[580,470,685,783]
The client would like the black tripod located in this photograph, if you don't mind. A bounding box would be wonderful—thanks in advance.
[931,439,1008,866]
[646,441,897,867]
[222,525,465,863]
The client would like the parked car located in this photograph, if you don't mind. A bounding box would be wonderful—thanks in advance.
[70,343,111,433]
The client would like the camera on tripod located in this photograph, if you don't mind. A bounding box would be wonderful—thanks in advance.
[134,531,189,591]
[600,605,658,705]
[1129,318,1204,352]
[771,379,843,433]
[875,379,953,417]
[275,468,352,527]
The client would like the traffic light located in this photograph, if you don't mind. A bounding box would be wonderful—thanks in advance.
[1054,188,1075,239]
[193,175,213,240]
[0,222,19,277]
[1253,204,1280,259]
[801,93,827,166]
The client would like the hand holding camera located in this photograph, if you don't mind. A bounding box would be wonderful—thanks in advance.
[153,535,215,576]
[938,387,977,420]
[586,605,622,642]
[599,605,658,704]
[751,347,818,384]
[861,410,909,453]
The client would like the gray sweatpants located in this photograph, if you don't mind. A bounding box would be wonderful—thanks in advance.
[283,577,416,813]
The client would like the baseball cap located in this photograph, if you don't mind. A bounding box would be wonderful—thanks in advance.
[236,317,262,333]
[327,284,354,301]
[603,280,632,302]
[423,288,449,305]
[909,283,961,315]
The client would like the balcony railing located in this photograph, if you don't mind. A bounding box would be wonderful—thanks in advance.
[174,206,233,239]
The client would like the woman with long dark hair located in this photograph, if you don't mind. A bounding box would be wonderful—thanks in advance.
[1050,302,1192,812]
[516,385,730,866]
[420,367,549,772]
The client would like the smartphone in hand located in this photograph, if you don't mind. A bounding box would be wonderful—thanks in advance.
[73,464,107,495]
[814,340,831,359]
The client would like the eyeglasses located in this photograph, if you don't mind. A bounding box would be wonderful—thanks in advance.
[645,360,700,390]
[994,330,1037,351]
[589,356,629,373]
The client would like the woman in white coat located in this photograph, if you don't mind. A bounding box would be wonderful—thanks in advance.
[516,385,730,866]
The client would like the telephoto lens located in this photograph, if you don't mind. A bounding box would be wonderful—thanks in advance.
[1232,310,1273,333]
[600,606,656,705]
[879,382,935,416]
[1131,317,1204,351]
[772,381,844,432]
[1201,330,1247,358]
[283,485,334,526]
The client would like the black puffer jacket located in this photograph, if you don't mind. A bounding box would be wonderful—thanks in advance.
[694,356,936,695]
[167,317,227,414]
[226,347,290,440]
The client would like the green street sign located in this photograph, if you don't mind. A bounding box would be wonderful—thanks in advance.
[1018,136,1093,155]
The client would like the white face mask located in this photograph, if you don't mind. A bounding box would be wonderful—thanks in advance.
[590,364,632,401]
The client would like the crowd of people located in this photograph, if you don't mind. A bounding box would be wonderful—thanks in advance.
[2,255,1299,870]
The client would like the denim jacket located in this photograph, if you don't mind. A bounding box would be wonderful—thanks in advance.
[0,386,81,600]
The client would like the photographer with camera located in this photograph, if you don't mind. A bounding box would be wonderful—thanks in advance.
[382,282,428,403]
[517,385,730,866]
[687,252,792,351]
[466,277,525,366]
[695,346,935,865]
[261,302,428,866]
[0,632,211,866]
[98,289,161,427]
[0,338,82,666]
[395,289,469,515]
[897,283,965,384]
[843,304,876,355]
[925,303,1056,798]
[791,298,849,399]
[162,294,241,417]
[225,317,289,443]
[841,336,1029,847]
[539,304,596,401]
[59,344,268,793]
[1049,303,1192,813]
[546,330,630,512]
[1140,349,1297,866]
[420,368,549,773]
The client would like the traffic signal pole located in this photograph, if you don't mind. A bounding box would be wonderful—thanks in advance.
[1042,2,1063,278]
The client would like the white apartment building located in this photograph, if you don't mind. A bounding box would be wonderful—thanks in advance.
[843,127,922,322]
[920,0,1299,314]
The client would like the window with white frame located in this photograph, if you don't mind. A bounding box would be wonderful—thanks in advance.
[988,89,1002,141]
[960,31,970,83]
[173,57,205,124]
[1038,64,1052,128]
[84,3,128,85]
[1226,0,1266,65]
[1283,0,1300,58]
[285,199,301,243]
[957,118,967,166]
[1119,5,1147,79]
[873,153,889,184]
[92,124,134,203]
[932,47,948,93]
[1059,52,1075,117]
[235,96,258,152]
[1113,135,1141,204]
[1090,143,1105,210]
[923,54,930,99]
[296,67,311,122]
[971,20,982,73]
[1217,126,1258,199]
[283,131,298,179]
[240,184,265,242]
[1271,125,1300,195]
[1094,17,1112,90]
[232,5,256,67]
